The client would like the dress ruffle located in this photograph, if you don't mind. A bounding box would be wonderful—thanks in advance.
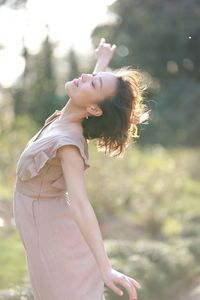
[16,134,90,181]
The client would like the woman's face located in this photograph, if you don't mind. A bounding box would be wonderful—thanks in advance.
[64,71,118,109]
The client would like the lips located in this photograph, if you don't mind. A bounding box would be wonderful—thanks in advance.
[73,78,78,87]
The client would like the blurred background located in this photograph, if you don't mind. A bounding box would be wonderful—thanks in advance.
[0,0,200,299]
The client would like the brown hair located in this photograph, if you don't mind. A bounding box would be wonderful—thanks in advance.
[82,66,151,158]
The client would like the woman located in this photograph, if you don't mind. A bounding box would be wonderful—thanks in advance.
[13,38,150,300]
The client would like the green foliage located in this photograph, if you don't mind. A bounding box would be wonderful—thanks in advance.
[0,115,38,201]
[104,239,198,300]
[12,33,60,126]
[184,237,200,262]
[91,0,200,146]
[0,231,27,289]
[2,0,200,146]
[0,1,200,298]
[0,0,26,8]
[1,234,199,300]
[0,143,199,298]
[87,144,200,239]
[66,48,81,81]
[181,214,200,238]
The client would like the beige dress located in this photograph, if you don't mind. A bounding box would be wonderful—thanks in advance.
[12,113,105,300]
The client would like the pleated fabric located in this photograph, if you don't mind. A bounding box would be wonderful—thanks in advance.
[13,114,105,300]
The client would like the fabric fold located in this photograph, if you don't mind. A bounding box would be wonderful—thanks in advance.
[16,134,90,181]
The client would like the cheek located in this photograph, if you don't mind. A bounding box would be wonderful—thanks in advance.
[78,87,93,100]
[80,85,92,94]
[71,90,89,107]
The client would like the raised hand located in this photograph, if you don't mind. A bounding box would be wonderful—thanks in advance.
[95,37,117,65]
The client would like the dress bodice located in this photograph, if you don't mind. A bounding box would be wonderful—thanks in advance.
[14,113,90,200]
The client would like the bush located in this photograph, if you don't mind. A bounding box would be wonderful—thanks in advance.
[104,239,197,300]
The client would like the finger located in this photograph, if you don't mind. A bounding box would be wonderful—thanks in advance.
[109,282,124,297]
[126,275,141,288]
[103,43,110,47]
[125,281,135,300]
[111,44,117,51]
[100,37,105,45]
[127,276,142,289]
[116,277,133,300]
[123,278,137,300]
[130,283,138,300]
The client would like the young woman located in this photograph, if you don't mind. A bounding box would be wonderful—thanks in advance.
[13,38,150,300]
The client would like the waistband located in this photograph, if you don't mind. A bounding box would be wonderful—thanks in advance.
[14,177,67,200]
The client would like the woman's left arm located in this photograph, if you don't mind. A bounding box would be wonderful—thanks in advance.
[93,38,116,74]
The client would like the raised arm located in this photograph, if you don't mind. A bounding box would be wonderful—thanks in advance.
[93,38,117,74]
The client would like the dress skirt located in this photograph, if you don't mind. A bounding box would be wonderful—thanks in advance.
[13,186,105,300]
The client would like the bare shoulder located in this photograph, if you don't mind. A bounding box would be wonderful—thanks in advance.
[57,144,85,172]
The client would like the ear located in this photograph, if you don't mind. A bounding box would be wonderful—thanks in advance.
[86,105,103,117]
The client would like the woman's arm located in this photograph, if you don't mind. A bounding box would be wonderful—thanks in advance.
[57,145,112,275]
[57,145,141,299]
[93,38,116,74]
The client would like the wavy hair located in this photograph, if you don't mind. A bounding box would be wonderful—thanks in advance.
[82,66,151,158]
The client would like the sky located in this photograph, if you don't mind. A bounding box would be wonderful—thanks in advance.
[0,0,116,87]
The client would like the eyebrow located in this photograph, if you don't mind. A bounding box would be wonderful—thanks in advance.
[93,72,103,89]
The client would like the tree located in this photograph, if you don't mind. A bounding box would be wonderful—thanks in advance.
[0,0,26,8]
[91,0,200,146]
[66,47,80,81]
[12,27,59,125]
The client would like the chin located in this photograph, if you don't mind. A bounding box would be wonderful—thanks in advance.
[64,81,71,93]
[65,81,75,98]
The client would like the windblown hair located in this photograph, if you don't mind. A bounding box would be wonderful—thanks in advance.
[82,66,151,158]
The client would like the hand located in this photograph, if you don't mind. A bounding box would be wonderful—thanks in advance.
[95,38,116,65]
[101,267,141,300]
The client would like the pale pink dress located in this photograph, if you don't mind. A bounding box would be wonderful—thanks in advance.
[12,113,105,300]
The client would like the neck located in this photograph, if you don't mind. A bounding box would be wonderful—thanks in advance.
[59,98,86,128]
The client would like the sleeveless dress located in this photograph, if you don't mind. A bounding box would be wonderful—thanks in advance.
[12,112,105,300]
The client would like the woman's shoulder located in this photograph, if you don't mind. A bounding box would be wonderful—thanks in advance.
[16,131,90,181]
[56,131,90,166]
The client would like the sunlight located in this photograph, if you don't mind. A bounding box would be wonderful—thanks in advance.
[0,0,116,87]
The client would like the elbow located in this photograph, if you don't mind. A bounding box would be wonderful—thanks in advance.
[68,193,90,215]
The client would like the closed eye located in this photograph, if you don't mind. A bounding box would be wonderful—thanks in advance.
[91,74,96,88]
[92,72,102,90]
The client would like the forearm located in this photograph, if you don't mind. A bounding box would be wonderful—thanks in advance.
[93,59,109,73]
[69,199,112,275]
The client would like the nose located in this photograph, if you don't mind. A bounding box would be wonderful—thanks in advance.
[81,73,92,81]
